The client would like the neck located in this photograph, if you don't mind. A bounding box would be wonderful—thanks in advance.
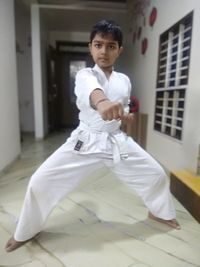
[101,66,113,79]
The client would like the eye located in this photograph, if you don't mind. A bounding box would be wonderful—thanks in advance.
[108,45,117,50]
[94,43,102,49]
[109,45,115,49]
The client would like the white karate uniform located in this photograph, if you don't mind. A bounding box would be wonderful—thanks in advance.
[14,64,176,241]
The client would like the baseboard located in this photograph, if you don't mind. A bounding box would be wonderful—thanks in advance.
[0,155,20,177]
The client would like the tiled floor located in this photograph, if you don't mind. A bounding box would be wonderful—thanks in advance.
[0,131,200,267]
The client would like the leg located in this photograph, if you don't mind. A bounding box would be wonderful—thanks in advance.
[111,138,180,229]
[5,143,104,252]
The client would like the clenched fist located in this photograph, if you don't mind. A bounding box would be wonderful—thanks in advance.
[90,89,134,122]
[97,100,124,121]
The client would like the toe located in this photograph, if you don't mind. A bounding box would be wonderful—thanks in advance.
[5,237,24,252]
[169,219,181,230]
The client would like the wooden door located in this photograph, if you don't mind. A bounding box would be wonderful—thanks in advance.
[56,52,91,128]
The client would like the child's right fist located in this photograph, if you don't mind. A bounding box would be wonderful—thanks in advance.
[97,101,124,121]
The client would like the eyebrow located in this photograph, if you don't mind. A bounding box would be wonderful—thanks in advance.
[93,40,117,45]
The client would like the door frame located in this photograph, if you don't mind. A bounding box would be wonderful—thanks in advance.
[56,41,89,53]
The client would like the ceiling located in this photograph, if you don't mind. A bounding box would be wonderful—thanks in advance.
[20,0,129,32]
[37,0,127,4]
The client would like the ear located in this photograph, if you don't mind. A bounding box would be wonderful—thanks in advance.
[118,46,124,56]
[88,43,92,53]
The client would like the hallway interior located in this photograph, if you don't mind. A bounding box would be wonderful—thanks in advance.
[0,131,200,267]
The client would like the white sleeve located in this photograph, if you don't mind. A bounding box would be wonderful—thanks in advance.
[124,76,132,113]
[75,68,104,108]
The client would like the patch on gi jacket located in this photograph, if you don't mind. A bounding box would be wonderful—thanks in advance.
[74,140,83,151]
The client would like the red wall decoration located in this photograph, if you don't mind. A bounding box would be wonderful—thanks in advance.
[131,1,158,56]
[141,38,148,55]
[149,7,157,27]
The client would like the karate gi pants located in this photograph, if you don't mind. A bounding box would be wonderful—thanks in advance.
[14,137,176,241]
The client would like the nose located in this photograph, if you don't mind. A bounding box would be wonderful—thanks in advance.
[100,45,107,54]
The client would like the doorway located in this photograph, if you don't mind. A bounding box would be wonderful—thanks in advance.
[47,43,92,132]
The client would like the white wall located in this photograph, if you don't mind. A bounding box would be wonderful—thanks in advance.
[127,0,200,172]
[0,0,20,171]
[15,0,34,133]
[115,41,135,84]
[31,5,46,139]
[40,12,49,136]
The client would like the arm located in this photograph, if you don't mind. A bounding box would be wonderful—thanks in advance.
[90,89,130,121]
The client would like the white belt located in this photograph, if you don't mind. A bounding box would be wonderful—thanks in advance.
[78,121,128,163]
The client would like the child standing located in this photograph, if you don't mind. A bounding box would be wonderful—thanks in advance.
[6,20,180,252]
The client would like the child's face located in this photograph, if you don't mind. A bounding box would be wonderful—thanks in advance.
[89,33,123,70]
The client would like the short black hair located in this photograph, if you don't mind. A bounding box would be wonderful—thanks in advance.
[90,20,123,47]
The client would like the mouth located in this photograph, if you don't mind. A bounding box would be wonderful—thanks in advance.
[99,56,108,59]
[99,58,108,62]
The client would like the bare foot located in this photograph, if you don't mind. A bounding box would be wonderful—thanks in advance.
[148,212,181,230]
[5,237,30,252]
